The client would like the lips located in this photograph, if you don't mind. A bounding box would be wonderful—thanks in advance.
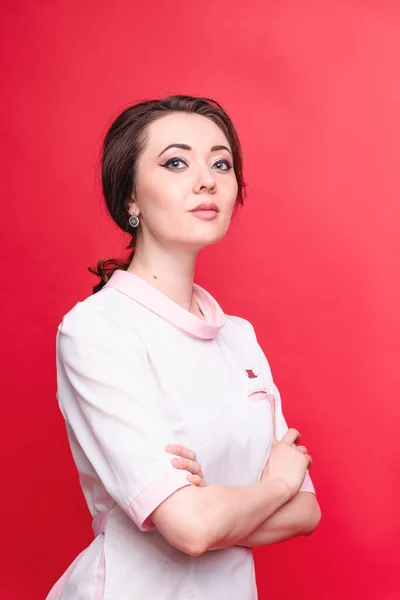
[190,202,219,212]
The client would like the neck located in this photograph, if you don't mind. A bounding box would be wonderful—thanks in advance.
[126,238,202,316]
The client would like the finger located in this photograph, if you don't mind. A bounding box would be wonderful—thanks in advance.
[186,474,206,487]
[165,444,197,461]
[267,394,277,442]
[295,445,308,454]
[282,428,301,445]
[305,454,313,469]
[171,457,203,476]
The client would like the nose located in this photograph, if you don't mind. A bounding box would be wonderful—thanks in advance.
[193,163,217,194]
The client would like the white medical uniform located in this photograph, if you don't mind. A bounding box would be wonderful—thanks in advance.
[46,269,315,600]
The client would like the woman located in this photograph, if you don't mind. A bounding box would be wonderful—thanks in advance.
[46,95,321,600]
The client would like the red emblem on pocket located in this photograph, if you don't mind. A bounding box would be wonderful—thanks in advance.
[245,369,258,379]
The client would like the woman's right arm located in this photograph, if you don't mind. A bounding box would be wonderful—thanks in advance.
[151,429,310,556]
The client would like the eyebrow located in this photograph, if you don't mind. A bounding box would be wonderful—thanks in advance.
[157,143,232,158]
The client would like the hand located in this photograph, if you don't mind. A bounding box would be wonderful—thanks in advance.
[165,444,206,487]
[288,440,313,469]
[261,394,313,499]
[261,428,312,498]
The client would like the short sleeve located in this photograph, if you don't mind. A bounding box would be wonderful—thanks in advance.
[250,327,316,496]
[56,302,193,532]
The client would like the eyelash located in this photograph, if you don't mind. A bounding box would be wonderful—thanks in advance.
[161,157,233,171]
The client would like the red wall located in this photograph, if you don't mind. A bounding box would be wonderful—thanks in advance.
[2,1,399,598]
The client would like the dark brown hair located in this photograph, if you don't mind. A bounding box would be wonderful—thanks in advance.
[88,95,246,294]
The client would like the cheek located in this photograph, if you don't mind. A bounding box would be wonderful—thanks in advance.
[231,175,239,199]
[135,179,190,238]
[221,177,239,212]
[222,171,238,197]
[136,174,184,216]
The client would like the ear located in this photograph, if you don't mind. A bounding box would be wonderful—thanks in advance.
[127,195,140,218]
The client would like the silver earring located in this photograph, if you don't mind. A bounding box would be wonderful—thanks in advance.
[128,215,140,228]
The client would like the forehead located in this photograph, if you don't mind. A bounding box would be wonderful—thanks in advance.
[144,112,231,152]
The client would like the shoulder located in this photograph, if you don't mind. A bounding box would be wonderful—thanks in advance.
[225,314,273,380]
[58,290,117,335]
[223,314,260,357]
[58,285,128,324]
[224,314,257,340]
[58,285,143,331]
[56,288,145,358]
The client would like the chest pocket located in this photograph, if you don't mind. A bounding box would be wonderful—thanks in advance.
[239,350,272,400]
[196,328,276,485]
[234,332,278,432]
[226,356,275,484]
[222,319,272,399]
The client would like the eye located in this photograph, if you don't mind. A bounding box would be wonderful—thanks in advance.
[212,159,233,171]
[160,157,233,172]
[161,157,188,170]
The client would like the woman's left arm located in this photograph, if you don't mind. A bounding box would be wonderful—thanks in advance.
[216,491,321,549]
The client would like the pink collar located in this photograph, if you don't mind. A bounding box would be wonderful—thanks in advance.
[104,269,226,340]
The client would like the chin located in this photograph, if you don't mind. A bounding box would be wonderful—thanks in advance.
[171,216,231,248]
[198,227,228,247]
[177,229,226,251]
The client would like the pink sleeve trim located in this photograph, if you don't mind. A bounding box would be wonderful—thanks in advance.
[127,465,193,531]
[299,471,316,495]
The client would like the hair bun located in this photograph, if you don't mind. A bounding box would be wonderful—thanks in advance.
[88,251,135,294]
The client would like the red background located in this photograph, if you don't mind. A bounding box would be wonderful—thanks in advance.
[1,1,399,598]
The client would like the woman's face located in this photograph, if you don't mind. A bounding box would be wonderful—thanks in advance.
[131,112,239,251]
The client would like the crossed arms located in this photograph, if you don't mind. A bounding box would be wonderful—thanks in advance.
[152,482,320,556]
[151,433,321,556]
